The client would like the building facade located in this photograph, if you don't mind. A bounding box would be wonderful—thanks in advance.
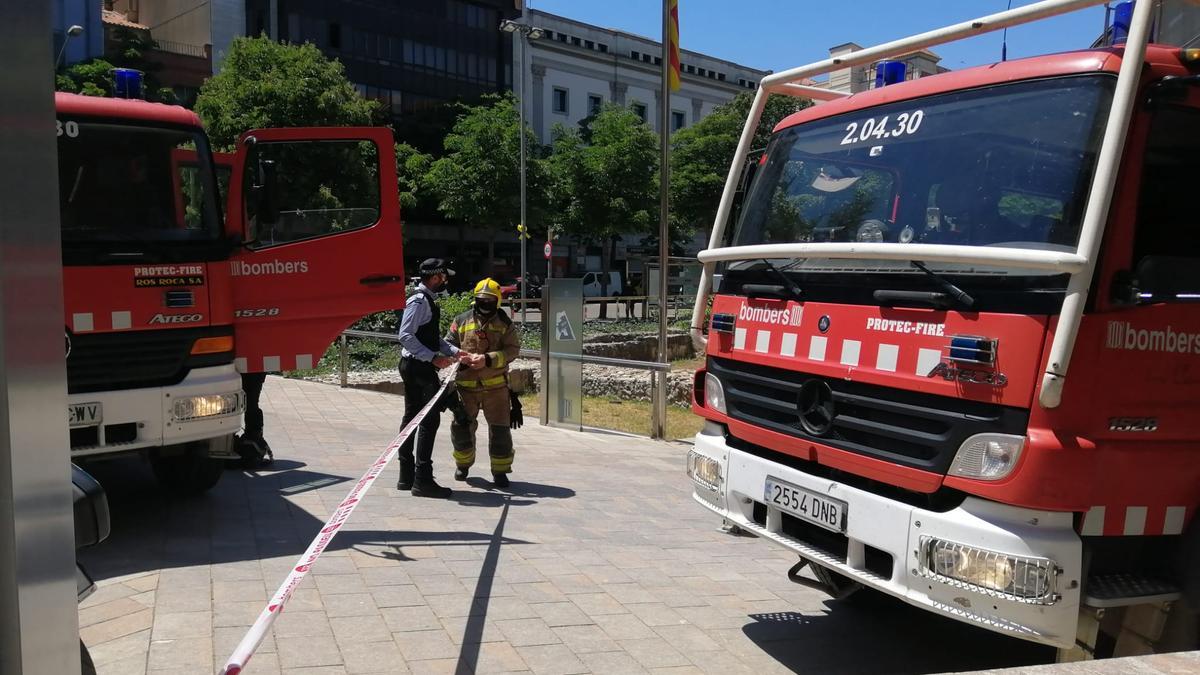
[53,0,105,66]
[244,0,520,120]
[519,9,769,144]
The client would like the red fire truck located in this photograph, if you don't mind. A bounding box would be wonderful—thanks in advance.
[58,91,406,492]
[687,0,1198,659]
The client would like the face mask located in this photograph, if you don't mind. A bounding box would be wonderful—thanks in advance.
[475,298,498,316]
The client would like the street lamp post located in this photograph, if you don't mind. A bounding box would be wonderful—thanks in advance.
[55,24,84,70]
[499,18,544,326]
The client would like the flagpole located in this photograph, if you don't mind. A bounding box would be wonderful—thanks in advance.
[654,0,672,440]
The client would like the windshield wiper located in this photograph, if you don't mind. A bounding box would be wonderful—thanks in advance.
[750,258,803,299]
[909,260,974,309]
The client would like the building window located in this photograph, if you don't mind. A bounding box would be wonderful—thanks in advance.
[718,73,726,81]
[553,87,569,114]
[631,50,640,60]
[544,30,555,40]
[631,102,647,122]
[571,37,582,46]
[584,40,594,49]
[558,33,568,43]
[598,43,608,53]
[672,111,685,131]
[588,94,603,115]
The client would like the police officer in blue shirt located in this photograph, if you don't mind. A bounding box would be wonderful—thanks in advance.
[396,258,460,498]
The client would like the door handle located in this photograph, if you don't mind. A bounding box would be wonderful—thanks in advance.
[360,275,403,285]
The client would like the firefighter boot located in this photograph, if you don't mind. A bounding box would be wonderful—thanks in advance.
[489,424,514,488]
[396,458,415,491]
[454,466,469,481]
[411,464,451,498]
[450,415,477,482]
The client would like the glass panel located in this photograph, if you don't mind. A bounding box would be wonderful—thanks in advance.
[57,121,220,245]
[544,278,583,430]
[243,139,381,248]
[732,76,1114,278]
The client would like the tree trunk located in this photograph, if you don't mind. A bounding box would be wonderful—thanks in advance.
[598,236,614,319]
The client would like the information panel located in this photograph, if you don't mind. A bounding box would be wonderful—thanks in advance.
[543,278,582,430]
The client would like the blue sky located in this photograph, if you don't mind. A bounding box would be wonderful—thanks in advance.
[525,1,1110,74]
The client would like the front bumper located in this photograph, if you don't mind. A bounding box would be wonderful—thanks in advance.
[690,427,1082,648]
[69,364,244,458]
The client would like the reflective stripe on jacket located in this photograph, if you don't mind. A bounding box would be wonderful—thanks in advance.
[445,309,520,390]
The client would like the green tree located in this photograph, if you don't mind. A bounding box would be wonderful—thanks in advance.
[423,93,545,273]
[670,91,812,241]
[194,36,378,149]
[395,142,435,219]
[547,104,659,292]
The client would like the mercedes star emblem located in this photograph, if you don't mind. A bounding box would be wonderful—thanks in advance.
[797,379,835,436]
[818,315,831,333]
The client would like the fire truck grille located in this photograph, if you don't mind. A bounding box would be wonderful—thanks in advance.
[66,327,232,395]
[709,357,1029,475]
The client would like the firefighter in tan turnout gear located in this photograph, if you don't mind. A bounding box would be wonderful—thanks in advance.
[446,278,522,487]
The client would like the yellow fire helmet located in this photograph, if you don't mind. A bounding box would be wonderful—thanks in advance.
[473,277,502,301]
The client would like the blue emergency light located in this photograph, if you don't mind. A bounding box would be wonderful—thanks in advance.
[112,68,143,99]
[875,61,906,88]
[1112,2,1134,45]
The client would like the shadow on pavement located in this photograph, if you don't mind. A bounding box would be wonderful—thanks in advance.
[74,455,536,582]
[741,593,1054,674]
[456,498,510,673]
[461,476,575,500]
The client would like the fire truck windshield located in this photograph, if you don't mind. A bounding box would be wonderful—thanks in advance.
[57,120,221,259]
[731,75,1114,279]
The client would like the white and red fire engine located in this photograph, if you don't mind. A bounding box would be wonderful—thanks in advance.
[58,89,406,492]
[688,0,1199,658]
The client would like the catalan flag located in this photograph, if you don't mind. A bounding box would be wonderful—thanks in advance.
[668,0,681,91]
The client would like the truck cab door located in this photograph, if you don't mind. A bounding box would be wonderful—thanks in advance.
[226,127,404,373]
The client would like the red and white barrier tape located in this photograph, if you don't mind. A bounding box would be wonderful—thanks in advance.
[221,366,458,675]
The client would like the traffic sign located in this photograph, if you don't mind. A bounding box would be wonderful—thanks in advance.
[543,241,552,259]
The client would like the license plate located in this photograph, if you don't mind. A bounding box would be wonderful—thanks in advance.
[764,477,847,533]
[68,402,102,428]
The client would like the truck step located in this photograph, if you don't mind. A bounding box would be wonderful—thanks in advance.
[1084,573,1181,608]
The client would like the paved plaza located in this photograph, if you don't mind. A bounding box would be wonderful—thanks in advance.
[78,377,1055,674]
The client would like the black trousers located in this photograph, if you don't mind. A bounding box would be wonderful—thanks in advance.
[242,372,268,439]
[398,358,442,482]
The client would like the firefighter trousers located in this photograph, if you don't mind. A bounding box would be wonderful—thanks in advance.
[450,387,513,474]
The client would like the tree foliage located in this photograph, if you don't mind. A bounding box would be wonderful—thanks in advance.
[670,92,812,237]
[423,93,545,239]
[194,36,378,149]
[395,142,435,219]
[546,104,658,253]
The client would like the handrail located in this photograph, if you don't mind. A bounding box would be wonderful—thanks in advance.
[340,330,671,371]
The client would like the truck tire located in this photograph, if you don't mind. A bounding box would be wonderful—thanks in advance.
[80,638,96,675]
[150,440,224,494]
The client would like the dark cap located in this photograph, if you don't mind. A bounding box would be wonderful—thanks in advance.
[418,258,455,277]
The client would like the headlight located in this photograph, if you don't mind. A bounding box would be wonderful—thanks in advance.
[173,392,244,421]
[948,433,1025,481]
[855,219,887,243]
[687,449,722,491]
[704,372,726,414]
[920,536,1059,604]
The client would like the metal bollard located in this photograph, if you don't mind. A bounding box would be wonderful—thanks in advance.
[339,334,348,388]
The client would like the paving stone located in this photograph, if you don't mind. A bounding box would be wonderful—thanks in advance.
[147,636,214,672]
[370,585,426,609]
[321,593,379,618]
[81,608,153,645]
[331,614,395,645]
[394,629,459,661]
[617,638,692,670]
[577,649,648,674]
[276,635,344,669]
[530,601,594,627]
[513,644,589,675]
[552,624,621,654]
[340,639,409,674]
[273,610,334,638]
[151,610,212,640]
[592,613,659,641]
[493,618,562,647]
[382,605,443,633]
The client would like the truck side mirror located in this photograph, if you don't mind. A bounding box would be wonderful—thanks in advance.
[71,464,110,550]
[252,157,280,227]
